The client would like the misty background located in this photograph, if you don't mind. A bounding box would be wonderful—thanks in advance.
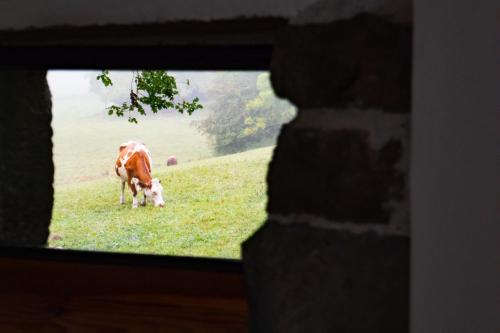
[47,70,295,185]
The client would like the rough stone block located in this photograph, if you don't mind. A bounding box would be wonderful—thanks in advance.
[271,14,411,112]
[243,222,409,333]
[267,126,405,223]
[0,70,53,246]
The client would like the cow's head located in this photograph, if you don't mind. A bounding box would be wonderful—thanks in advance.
[145,178,165,208]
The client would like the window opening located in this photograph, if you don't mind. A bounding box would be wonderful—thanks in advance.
[47,70,296,259]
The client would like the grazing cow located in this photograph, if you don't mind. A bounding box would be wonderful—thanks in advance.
[115,141,165,208]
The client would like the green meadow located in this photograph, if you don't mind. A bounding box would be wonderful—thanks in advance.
[49,94,272,258]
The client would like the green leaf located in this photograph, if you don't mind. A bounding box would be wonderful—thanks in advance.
[96,70,113,87]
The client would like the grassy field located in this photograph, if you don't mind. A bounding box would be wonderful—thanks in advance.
[49,147,273,258]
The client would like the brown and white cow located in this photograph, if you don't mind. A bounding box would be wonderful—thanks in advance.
[115,141,165,208]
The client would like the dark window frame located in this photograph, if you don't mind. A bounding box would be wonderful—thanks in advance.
[0,43,273,268]
[0,45,272,70]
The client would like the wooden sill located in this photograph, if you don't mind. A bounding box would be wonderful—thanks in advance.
[0,248,248,332]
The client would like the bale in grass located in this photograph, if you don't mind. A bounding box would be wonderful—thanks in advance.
[166,155,178,166]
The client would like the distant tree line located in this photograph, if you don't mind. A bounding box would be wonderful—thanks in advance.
[194,72,295,154]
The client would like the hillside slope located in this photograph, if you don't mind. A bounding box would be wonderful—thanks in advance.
[49,147,274,259]
[52,105,212,185]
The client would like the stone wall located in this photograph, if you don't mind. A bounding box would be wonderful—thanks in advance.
[0,1,497,332]
[0,5,412,333]
[243,14,411,332]
[0,70,53,246]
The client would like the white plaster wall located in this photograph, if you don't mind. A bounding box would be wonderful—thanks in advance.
[411,0,500,332]
[0,0,410,30]
[0,0,316,29]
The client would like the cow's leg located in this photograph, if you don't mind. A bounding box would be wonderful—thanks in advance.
[140,193,147,206]
[120,181,125,204]
[132,195,138,208]
[127,178,138,209]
